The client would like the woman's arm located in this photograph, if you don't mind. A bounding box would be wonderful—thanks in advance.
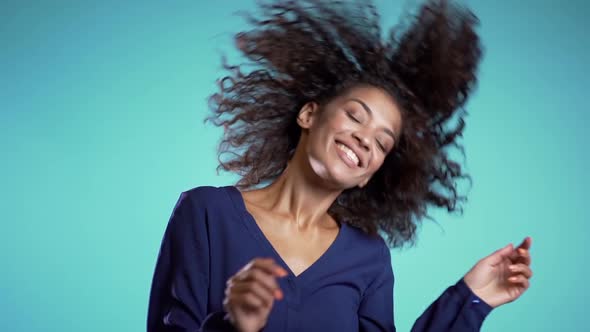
[358,243,396,331]
[409,278,493,331]
[416,237,534,331]
[147,192,236,332]
[358,242,492,332]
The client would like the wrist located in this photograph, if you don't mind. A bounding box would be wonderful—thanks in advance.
[459,277,495,309]
[224,313,266,332]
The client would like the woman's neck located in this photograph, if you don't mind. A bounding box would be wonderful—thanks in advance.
[245,156,342,231]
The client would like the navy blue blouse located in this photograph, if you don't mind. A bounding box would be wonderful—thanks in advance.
[147,186,493,331]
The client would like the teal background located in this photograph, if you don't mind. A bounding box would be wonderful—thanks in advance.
[1,0,587,331]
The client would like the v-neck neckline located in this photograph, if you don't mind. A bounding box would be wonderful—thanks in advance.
[225,185,347,281]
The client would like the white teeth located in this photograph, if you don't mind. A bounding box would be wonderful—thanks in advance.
[336,143,360,166]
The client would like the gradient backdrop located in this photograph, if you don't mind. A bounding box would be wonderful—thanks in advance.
[1,0,587,331]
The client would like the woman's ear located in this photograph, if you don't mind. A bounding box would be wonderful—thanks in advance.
[297,101,319,129]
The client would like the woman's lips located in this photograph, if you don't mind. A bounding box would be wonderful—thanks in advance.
[335,142,360,168]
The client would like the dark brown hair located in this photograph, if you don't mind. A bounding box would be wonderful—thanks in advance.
[206,0,483,248]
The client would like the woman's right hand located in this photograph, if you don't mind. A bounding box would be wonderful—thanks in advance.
[223,258,288,332]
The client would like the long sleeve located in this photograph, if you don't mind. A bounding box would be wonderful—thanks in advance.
[410,277,493,332]
[358,242,493,332]
[358,243,396,332]
[147,192,236,332]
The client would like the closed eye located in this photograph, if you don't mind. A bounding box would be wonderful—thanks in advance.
[346,111,361,123]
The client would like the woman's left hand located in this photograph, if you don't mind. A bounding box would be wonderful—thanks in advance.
[463,237,533,308]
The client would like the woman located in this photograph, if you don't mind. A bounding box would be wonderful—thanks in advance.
[147,0,533,331]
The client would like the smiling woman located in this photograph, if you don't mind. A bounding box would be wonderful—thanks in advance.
[205,0,480,244]
[147,0,533,331]
[296,85,403,189]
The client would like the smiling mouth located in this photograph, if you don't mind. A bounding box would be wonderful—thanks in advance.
[335,141,360,168]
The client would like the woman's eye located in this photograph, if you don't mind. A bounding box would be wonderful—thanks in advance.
[346,111,361,123]
[377,141,386,152]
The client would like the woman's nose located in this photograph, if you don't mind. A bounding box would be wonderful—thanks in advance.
[352,132,370,151]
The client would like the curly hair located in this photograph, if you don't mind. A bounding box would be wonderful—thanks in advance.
[205,0,483,248]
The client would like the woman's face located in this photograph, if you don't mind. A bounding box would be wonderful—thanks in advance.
[297,84,403,189]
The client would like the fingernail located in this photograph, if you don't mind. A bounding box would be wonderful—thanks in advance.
[276,268,288,277]
[508,265,516,271]
[274,289,283,300]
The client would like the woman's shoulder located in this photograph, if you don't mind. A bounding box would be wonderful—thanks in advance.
[178,185,236,210]
[343,223,390,259]
[182,185,228,198]
[167,185,242,232]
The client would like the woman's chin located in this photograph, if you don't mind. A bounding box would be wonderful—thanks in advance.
[308,160,355,189]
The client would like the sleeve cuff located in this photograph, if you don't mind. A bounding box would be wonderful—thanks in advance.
[455,278,494,318]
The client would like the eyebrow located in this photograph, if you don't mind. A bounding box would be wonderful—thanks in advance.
[348,98,397,141]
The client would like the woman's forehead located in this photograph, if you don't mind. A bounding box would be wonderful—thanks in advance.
[336,86,403,126]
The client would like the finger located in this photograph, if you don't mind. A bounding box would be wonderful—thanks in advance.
[514,247,531,266]
[516,236,532,250]
[229,292,266,311]
[486,243,514,266]
[508,263,533,279]
[233,258,285,283]
[508,237,532,260]
[247,258,289,277]
[229,281,275,307]
[508,274,530,289]
[237,268,284,299]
